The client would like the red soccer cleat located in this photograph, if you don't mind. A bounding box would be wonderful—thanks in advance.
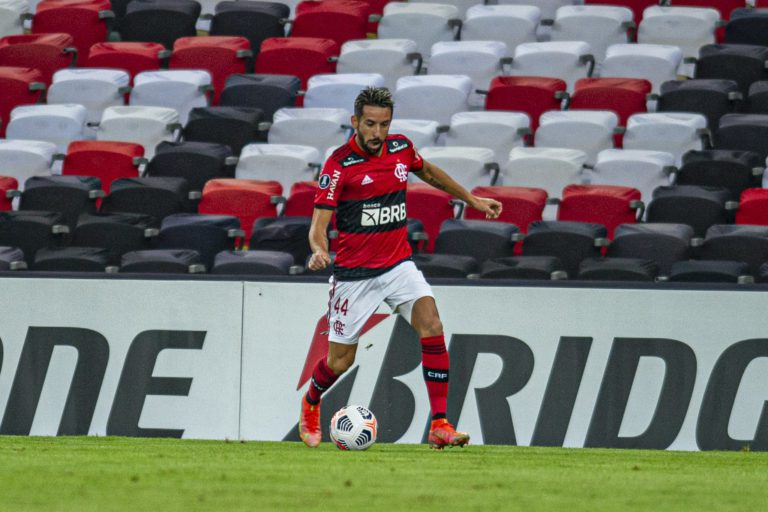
[299,396,322,448]
[428,418,470,449]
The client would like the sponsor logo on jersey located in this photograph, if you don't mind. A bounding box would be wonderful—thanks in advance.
[318,174,331,189]
[361,202,406,226]
[394,163,408,183]
[342,154,366,167]
[361,175,373,185]
[327,169,341,200]
[387,139,410,153]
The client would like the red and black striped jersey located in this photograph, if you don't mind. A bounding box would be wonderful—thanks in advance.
[315,133,424,280]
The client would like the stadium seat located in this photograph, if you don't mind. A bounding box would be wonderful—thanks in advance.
[249,216,311,264]
[304,73,385,114]
[715,113,768,160]
[84,42,167,81]
[30,0,113,60]
[377,2,460,61]
[698,224,768,276]
[254,37,338,90]
[550,5,634,64]
[268,107,350,154]
[406,182,455,253]
[120,248,205,273]
[736,188,768,226]
[0,33,76,85]
[118,0,201,49]
[508,41,595,92]
[211,248,296,275]
[197,178,283,238]
[100,177,191,226]
[505,147,587,216]
[568,78,652,136]
[129,70,212,125]
[656,79,742,132]
[219,74,301,121]
[606,222,694,276]
[62,140,144,194]
[0,176,17,211]
[208,1,289,52]
[521,220,607,278]
[411,252,479,278]
[418,146,499,190]
[496,0,571,22]
[582,0,656,25]
[169,36,252,105]
[6,104,87,152]
[32,246,113,272]
[145,141,235,195]
[534,110,618,166]
[724,8,768,47]
[693,44,768,94]
[156,212,243,268]
[428,41,510,108]
[589,149,675,204]
[71,211,158,264]
[0,66,45,137]
[0,245,26,270]
[0,139,56,188]
[19,175,102,231]
[47,68,129,139]
[600,43,683,94]
[479,255,566,280]
[389,119,440,149]
[675,149,762,200]
[666,0,743,19]
[291,0,370,47]
[460,5,539,55]
[183,106,266,154]
[434,218,519,264]
[0,210,67,264]
[622,112,709,166]
[557,184,643,239]
[283,181,317,217]
[576,257,659,282]
[235,144,320,195]
[668,259,752,283]
[747,81,768,114]
[482,76,567,133]
[646,185,736,236]
[444,111,530,165]
[465,186,547,233]
[337,39,421,91]
[0,0,27,38]
[393,75,471,126]
[97,105,180,159]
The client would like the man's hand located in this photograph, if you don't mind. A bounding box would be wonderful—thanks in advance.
[470,197,503,219]
[308,250,332,271]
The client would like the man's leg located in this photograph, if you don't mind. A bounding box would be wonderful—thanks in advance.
[410,296,469,449]
[300,342,358,447]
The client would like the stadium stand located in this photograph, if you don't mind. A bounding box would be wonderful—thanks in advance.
[62,140,145,194]
[550,5,634,64]
[0,176,17,211]
[444,111,530,164]
[393,74,472,125]
[0,210,68,264]
[0,245,25,270]
[156,213,243,269]
[118,0,201,49]
[724,7,768,46]
[97,105,180,159]
[622,112,709,166]
[304,72,386,114]
[254,37,338,91]
[432,218,519,263]
[211,248,297,275]
[144,141,235,196]
[19,175,102,231]
[461,4,539,54]
[197,178,283,238]
[0,0,27,38]
[736,188,768,225]
[129,69,212,125]
[482,76,566,132]
[0,66,45,137]
[6,104,88,152]
[267,107,350,154]
[418,146,499,190]
[505,147,587,213]
[31,246,113,272]
[675,149,763,200]
[29,0,113,60]
[465,186,547,234]
[520,220,607,278]
[668,259,752,283]
[337,39,422,90]
[746,81,768,113]
[183,106,266,153]
[219,74,301,121]
[606,222,694,276]
[715,113,768,160]
[0,139,56,187]
[207,1,289,52]
[249,216,311,264]
[0,33,77,85]
[291,0,371,47]
[119,248,205,273]
[556,184,643,239]
[599,43,682,94]
[377,2,461,60]
[576,257,659,282]
[406,183,456,253]
[534,110,618,166]
[235,143,320,194]
[692,43,768,94]
[589,148,675,204]
[84,42,168,80]
[283,181,318,217]
[656,79,742,132]
[100,177,192,226]
[479,255,566,280]
[71,211,158,264]
[645,185,736,237]
[698,224,768,276]
[411,252,479,278]
[508,41,595,92]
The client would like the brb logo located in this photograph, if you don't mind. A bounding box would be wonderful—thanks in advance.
[361,202,406,227]
[394,163,408,182]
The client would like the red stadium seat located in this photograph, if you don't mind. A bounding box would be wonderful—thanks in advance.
[735,188,768,225]
[255,37,338,91]
[0,33,76,85]
[292,0,371,47]
[85,42,168,82]
[31,0,113,60]
[170,36,252,105]
[484,76,567,132]
[466,186,547,233]
[0,176,19,211]
[557,184,643,239]
[406,183,455,253]
[198,178,284,238]
[283,181,318,217]
[0,67,45,137]
[62,141,145,194]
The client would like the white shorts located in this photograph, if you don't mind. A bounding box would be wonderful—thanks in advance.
[326,260,434,344]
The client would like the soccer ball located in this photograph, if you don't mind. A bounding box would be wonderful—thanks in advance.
[329,405,377,451]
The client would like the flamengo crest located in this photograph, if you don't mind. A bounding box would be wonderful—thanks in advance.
[394,163,408,182]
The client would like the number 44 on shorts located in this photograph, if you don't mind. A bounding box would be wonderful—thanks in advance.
[333,298,349,316]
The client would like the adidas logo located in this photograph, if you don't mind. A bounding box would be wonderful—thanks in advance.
[362,175,374,185]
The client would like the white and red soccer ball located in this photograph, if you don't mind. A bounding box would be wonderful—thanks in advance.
[329,405,378,451]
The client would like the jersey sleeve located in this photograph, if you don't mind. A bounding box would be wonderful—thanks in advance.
[314,159,344,210]
[407,137,424,172]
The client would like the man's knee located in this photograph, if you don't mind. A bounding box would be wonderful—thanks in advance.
[327,347,356,375]
[411,298,443,337]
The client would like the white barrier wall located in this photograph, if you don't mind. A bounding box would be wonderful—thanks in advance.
[1,277,767,451]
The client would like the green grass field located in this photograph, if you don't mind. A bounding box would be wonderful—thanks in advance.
[0,436,765,512]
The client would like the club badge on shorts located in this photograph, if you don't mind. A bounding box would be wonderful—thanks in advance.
[394,163,408,183]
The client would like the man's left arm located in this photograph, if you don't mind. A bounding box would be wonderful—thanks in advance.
[414,160,503,219]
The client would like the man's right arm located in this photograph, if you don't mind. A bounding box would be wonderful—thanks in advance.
[308,207,334,271]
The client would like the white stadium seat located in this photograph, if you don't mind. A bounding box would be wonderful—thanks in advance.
[129,70,212,125]
[589,148,676,203]
[551,5,634,65]
[600,43,683,94]
[394,75,472,125]
[428,41,509,108]
[622,112,708,166]
[535,110,618,166]
[303,73,386,115]
[509,41,595,92]
[0,0,28,37]
[0,139,56,188]
[97,106,180,159]
[236,143,321,194]
[377,3,461,62]
[7,104,88,153]
[444,111,530,165]
[389,119,441,149]
[461,5,540,55]
[268,107,350,155]
[419,146,499,189]
[338,39,422,90]
[496,0,572,22]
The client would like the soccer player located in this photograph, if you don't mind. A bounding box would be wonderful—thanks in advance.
[299,87,502,449]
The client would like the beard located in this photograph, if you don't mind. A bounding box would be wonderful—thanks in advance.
[357,134,383,155]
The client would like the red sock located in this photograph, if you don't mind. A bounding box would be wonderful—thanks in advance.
[421,335,449,418]
[306,358,338,404]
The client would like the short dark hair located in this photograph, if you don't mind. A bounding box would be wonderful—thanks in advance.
[354,86,394,118]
